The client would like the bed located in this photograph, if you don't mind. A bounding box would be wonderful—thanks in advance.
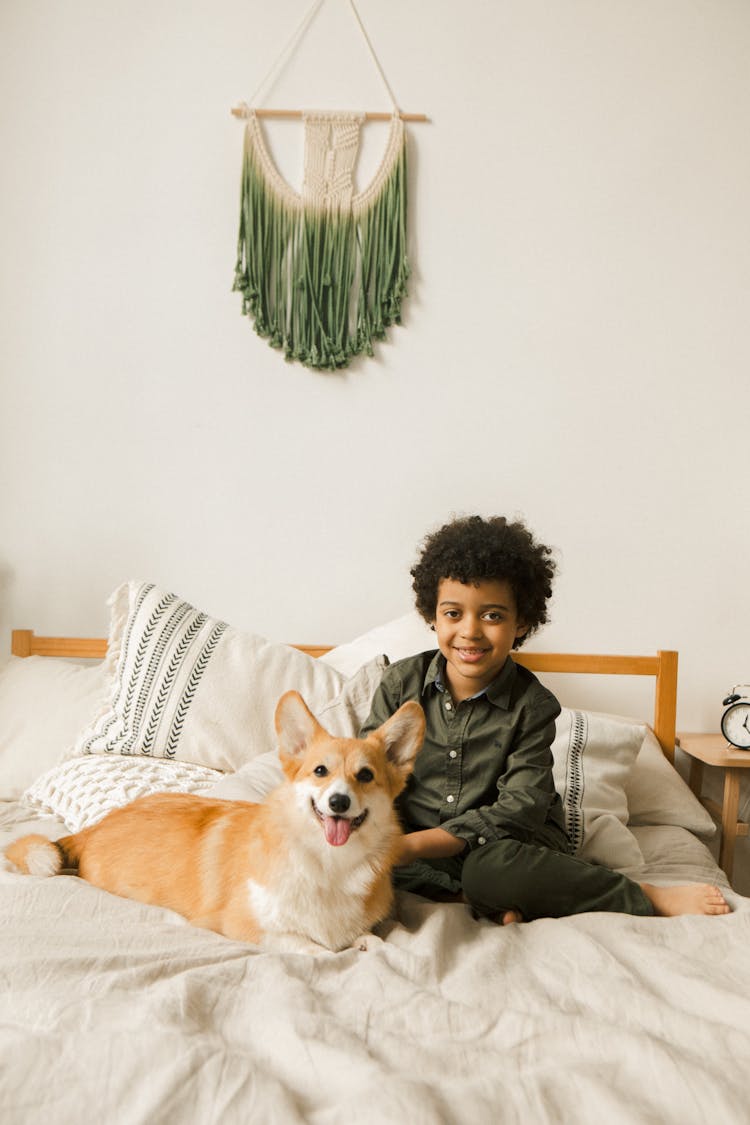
[2,580,750,1125]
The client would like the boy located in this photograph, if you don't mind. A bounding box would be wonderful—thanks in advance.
[360,515,729,923]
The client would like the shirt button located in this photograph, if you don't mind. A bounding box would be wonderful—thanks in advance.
[446,794,455,803]
[449,750,457,759]
[478,836,486,846]
[445,701,452,711]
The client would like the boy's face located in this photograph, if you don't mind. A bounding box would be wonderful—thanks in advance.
[432,578,527,702]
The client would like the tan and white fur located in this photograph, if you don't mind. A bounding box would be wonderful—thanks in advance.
[5,691,425,953]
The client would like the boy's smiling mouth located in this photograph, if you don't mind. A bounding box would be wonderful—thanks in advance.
[455,647,490,662]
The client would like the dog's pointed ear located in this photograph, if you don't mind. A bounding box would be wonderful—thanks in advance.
[374,701,425,772]
[275,691,323,761]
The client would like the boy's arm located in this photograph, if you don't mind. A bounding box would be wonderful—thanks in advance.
[397,827,467,863]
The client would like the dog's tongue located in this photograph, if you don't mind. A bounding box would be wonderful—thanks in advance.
[324,816,352,846]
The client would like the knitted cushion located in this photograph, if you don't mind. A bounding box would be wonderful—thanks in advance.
[23,756,223,832]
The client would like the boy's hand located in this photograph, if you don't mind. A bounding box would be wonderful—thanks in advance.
[397,828,467,865]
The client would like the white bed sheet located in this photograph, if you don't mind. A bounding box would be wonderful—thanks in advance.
[2,801,750,1125]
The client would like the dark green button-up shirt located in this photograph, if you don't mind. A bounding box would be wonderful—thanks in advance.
[360,651,567,861]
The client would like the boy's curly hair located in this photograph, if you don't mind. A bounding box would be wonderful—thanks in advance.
[410,515,556,648]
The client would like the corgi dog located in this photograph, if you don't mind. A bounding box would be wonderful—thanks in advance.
[5,691,425,953]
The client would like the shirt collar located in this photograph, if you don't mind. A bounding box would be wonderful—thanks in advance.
[423,651,516,710]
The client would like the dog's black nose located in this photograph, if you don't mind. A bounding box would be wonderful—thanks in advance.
[328,793,351,815]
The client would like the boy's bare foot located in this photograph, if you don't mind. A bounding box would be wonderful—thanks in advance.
[640,882,730,917]
[470,906,525,925]
[500,908,524,925]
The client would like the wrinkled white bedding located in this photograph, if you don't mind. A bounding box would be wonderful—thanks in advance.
[2,802,750,1125]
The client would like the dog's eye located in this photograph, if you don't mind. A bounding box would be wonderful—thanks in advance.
[314,765,329,777]
[356,768,374,783]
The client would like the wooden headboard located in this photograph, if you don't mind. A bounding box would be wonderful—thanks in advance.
[10,629,679,761]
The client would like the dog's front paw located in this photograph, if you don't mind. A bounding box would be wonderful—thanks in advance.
[350,931,382,952]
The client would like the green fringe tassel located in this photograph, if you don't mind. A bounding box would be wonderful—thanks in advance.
[233,126,409,371]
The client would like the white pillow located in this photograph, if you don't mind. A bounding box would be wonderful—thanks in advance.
[0,656,109,798]
[552,708,645,870]
[73,581,346,772]
[315,654,388,736]
[205,750,283,804]
[23,756,223,832]
[205,655,389,804]
[626,728,716,837]
[320,611,435,675]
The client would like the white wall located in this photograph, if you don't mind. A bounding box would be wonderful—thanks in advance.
[1,0,749,731]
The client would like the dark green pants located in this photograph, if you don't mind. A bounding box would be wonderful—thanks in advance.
[395,827,654,920]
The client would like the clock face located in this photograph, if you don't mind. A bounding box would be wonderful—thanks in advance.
[721,702,750,749]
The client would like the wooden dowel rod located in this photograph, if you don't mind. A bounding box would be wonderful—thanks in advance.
[231,106,428,122]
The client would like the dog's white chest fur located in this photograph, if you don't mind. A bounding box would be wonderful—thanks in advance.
[247,849,377,952]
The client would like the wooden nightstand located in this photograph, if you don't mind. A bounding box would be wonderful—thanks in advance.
[677,732,750,881]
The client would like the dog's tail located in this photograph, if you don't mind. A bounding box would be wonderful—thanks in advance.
[5,832,82,877]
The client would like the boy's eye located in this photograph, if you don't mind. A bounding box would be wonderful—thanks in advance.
[356,768,374,783]
[314,765,329,777]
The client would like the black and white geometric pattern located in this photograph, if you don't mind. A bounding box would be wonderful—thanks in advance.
[550,706,647,871]
[559,709,588,853]
[74,580,347,773]
[78,583,227,759]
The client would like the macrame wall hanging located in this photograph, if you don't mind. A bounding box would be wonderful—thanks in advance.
[231,0,427,371]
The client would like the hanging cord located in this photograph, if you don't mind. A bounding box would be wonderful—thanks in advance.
[345,0,400,112]
[244,0,401,114]
[246,0,327,107]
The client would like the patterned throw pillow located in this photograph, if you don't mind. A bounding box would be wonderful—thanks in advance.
[552,709,645,871]
[73,581,346,772]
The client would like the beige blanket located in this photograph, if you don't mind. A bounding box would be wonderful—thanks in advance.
[2,806,749,1125]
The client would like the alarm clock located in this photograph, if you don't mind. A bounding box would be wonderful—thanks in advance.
[721,686,750,749]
